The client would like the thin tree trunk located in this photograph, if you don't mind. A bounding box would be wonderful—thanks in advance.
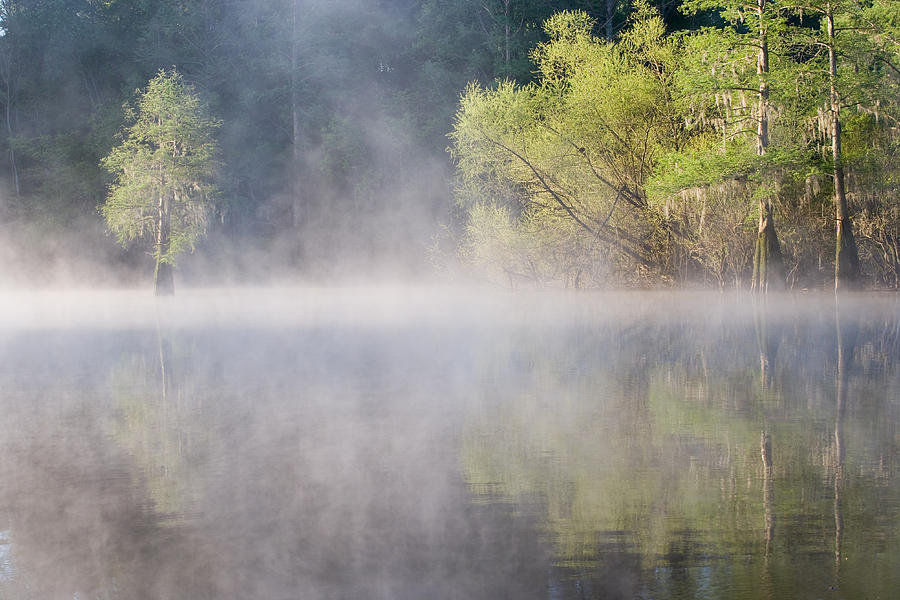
[756,0,769,159]
[827,4,861,291]
[154,193,174,296]
[4,61,18,200]
[290,0,303,229]
[606,0,615,40]
[504,0,510,65]
[751,0,785,292]
[6,97,17,200]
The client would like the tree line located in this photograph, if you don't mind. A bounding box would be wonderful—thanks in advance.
[452,0,900,290]
[0,0,896,290]
[0,0,622,288]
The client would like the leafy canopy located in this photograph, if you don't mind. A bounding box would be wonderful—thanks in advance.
[101,69,220,264]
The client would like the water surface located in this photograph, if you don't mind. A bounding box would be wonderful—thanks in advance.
[0,288,897,599]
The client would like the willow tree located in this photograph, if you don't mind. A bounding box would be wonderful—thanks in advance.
[102,70,219,295]
[451,7,687,286]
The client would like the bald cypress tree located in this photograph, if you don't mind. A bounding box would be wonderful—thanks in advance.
[102,70,220,295]
[680,0,788,291]
[781,0,867,290]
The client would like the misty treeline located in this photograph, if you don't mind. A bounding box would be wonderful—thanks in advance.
[452,0,900,290]
[0,0,610,285]
[0,0,897,289]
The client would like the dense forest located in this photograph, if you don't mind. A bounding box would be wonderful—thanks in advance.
[0,0,897,289]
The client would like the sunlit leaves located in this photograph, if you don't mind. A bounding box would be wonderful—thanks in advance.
[450,7,686,285]
[101,69,220,264]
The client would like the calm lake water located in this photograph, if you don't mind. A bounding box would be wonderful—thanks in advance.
[0,288,897,599]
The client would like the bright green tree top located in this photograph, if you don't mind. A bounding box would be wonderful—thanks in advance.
[101,69,220,265]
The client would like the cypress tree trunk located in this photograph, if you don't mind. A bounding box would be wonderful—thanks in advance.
[154,194,174,296]
[827,5,861,291]
[154,259,174,296]
[750,0,785,292]
[756,0,770,160]
[834,164,860,291]
[752,199,785,292]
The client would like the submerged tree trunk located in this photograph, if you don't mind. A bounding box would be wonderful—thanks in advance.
[154,193,174,296]
[834,163,860,291]
[750,0,785,292]
[827,5,861,291]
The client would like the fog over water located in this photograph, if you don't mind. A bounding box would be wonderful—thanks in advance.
[0,288,898,599]
[0,0,897,596]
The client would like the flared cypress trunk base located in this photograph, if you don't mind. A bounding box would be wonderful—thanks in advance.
[835,218,861,292]
[154,259,174,296]
[751,201,785,292]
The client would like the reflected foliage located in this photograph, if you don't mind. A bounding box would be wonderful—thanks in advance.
[462,296,900,597]
[0,292,898,598]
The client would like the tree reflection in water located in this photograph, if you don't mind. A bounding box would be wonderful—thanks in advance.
[463,294,900,599]
[0,291,897,599]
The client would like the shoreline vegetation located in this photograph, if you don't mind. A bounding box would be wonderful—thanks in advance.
[0,1,897,292]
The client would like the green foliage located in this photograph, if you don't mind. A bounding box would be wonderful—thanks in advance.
[461,201,599,286]
[450,0,900,288]
[101,69,219,264]
[0,0,898,286]
[451,7,686,285]
[542,9,595,42]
